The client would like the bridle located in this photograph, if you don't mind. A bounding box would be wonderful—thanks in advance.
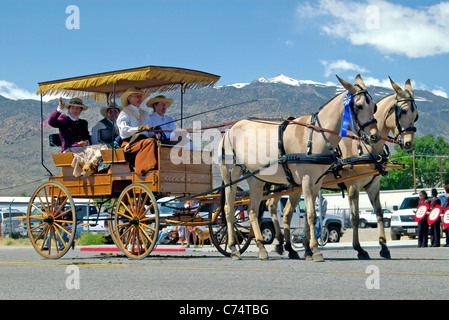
[345,85,378,143]
[386,90,418,148]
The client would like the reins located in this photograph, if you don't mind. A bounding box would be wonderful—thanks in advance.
[143,117,401,145]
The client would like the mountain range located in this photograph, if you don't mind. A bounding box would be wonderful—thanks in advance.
[0,74,448,196]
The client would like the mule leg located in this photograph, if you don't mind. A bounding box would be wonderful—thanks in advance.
[247,178,268,260]
[348,185,370,260]
[365,179,391,259]
[266,196,284,255]
[220,164,243,260]
[302,213,313,260]
[303,180,324,262]
[283,192,301,259]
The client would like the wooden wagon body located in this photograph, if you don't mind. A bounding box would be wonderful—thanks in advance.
[50,146,213,197]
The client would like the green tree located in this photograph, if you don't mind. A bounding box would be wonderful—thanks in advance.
[380,134,449,190]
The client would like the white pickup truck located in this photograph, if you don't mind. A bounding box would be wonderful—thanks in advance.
[358,209,392,228]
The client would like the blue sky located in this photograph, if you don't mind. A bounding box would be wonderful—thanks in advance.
[0,0,448,101]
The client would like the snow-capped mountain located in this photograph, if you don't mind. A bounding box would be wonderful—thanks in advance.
[221,74,331,89]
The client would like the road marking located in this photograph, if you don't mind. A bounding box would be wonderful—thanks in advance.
[1,261,449,277]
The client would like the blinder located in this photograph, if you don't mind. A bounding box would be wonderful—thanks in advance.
[349,87,378,135]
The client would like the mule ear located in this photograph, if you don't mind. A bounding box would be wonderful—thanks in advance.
[389,76,404,95]
[354,74,366,89]
[336,75,357,94]
[404,79,414,97]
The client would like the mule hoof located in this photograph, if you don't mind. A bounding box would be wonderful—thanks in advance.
[312,252,324,262]
[275,244,284,255]
[304,248,313,261]
[288,251,300,260]
[357,251,371,260]
[304,253,314,261]
[258,249,269,260]
[380,248,391,259]
[231,252,241,261]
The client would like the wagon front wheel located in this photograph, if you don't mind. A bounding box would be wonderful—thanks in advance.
[27,181,76,259]
[209,202,252,257]
[114,184,159,259]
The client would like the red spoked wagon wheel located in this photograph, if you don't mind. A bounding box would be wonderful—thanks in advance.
[27,181,76,259]
[114,184,159,259]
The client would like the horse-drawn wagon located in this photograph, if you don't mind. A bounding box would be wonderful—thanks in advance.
[26,66,416,261]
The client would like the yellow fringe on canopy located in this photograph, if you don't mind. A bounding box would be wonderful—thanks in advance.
[36,66,220,102]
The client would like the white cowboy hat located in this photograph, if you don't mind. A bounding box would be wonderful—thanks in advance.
[146,95,173,108]
[120,87,150,107]
[100,102,124,118]
[65,97,88,111]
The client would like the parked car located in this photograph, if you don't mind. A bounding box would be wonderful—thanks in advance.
[81,213,111,235]
[390,193,446,240]
[0,208,26,238]
[359,208,392,228]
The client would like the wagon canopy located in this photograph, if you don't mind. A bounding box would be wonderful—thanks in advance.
[36,65,220,102]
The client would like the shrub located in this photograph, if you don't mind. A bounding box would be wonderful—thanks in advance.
[77,233,107,246]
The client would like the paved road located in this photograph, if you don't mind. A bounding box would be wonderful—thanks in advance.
[1,242,448,304]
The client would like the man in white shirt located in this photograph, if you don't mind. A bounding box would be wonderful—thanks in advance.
[116,87,158,175]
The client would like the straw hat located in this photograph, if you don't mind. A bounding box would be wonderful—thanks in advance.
[65,98,88,111]
[100,102,124,118]
[146,95,173,108]
[120,87,150,107]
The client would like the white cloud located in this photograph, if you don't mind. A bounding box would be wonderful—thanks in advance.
[0,80,56,102]
[298,0,449,58]
[320,59,369,77]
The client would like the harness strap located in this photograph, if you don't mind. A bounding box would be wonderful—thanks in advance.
[278,117,300,187]
[277,116,342,188]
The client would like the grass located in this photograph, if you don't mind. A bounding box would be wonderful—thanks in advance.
[76,233,108,246]
[0,237,32,246]
[0,233,109,246]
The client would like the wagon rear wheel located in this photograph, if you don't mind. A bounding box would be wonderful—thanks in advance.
[27,181,76,259]
[209,202,252,257]
[107,198,125,254]
[114,184,159,259]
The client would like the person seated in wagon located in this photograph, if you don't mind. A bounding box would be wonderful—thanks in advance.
[144,95,176,141]
[116,87,159,175]
[91,102,123,145]
[48,97,91,152]
[143,94,194,148]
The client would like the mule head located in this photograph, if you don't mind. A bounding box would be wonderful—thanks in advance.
[336,74,380,145]
[387,77,418,150]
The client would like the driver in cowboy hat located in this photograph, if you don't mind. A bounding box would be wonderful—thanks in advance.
[48,97,91,152]
[116,87,158,175]
[91,102,124,144]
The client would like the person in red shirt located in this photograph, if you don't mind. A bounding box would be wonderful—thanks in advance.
[48,97,90,152]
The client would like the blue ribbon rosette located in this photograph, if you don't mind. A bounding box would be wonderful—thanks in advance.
[339,93,355,137]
